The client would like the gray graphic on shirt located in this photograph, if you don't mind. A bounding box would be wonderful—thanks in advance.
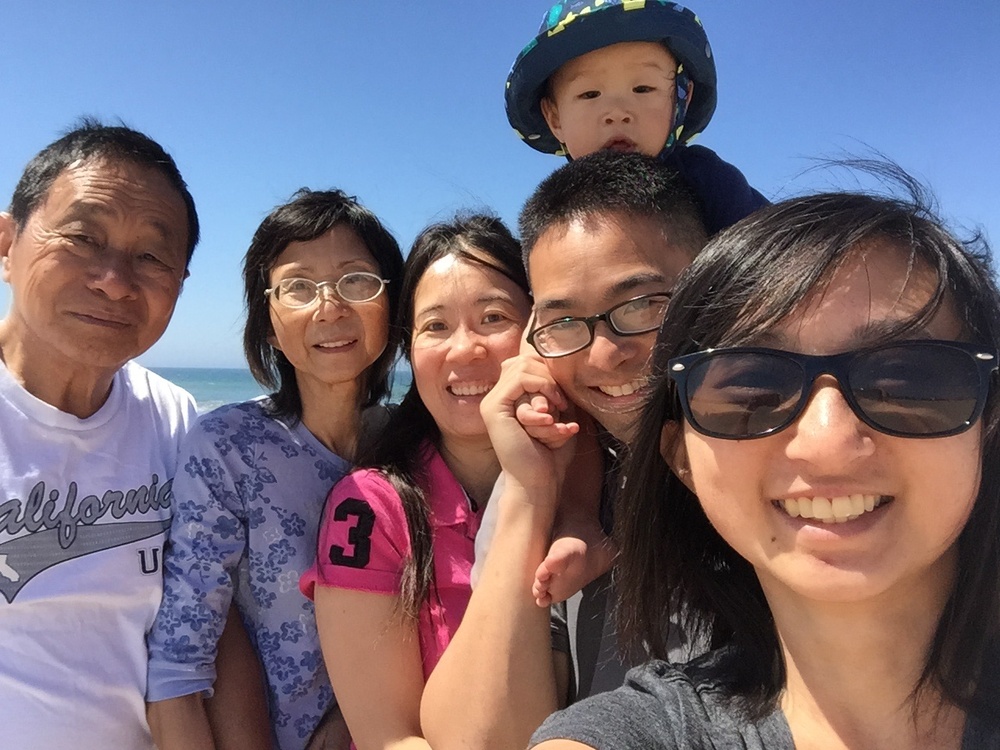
[0,475,173,602]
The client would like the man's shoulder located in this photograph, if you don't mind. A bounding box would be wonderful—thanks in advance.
[119,361,197,427]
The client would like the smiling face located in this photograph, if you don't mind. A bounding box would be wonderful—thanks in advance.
[0,158,189,378]
[673,242,980,609]
[540,41,679,158]
[410,253,531,445]
[530,212,695,442]
[267,224,390,401]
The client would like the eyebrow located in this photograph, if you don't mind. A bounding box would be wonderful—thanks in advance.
[275,260,378,275]
[561,60,672,86]
[62,201,175,243]
[414,293,519,319]
[535,272,667,313]
[746,320,937,349]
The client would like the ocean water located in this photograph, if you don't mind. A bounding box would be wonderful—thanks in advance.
[152,366,413,414]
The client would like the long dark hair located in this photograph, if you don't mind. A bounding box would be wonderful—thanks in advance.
[615,180,1000,720]
[355,212,530,617]
[242,188,405,420]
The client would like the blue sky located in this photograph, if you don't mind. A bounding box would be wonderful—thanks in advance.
[2,1,998,368]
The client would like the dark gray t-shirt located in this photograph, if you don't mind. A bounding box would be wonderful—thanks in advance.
[531,652,1000,749]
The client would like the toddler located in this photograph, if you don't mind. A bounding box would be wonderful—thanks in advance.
[500,0,768,605]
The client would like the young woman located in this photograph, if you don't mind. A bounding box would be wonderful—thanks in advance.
[300,214,533,750]
[527,186,1000,748]
[146,189,404,750]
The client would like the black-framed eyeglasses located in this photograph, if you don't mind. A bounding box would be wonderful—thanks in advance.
[528,292,672,358]
[265,272,389,308]
[668,340,998,440]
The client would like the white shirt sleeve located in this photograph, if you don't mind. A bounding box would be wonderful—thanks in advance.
[470,473,505,588]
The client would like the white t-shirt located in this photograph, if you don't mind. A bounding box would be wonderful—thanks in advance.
[0,359,196,749]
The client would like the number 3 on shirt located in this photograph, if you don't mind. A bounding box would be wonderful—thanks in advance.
[328,497,376,569]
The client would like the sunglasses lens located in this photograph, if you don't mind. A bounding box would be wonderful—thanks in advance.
[686,352,804,437]
[851,343,981,436]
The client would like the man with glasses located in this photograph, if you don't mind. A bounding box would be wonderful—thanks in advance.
[422,151,710,750]
[0,120,199,748]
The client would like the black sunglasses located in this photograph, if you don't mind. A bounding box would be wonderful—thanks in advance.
[667,340,997,440]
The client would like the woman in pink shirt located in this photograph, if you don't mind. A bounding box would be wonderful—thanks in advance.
[300,214,532,749]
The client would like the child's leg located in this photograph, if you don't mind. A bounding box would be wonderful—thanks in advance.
[532,518,617,607]
[531,418,617,607]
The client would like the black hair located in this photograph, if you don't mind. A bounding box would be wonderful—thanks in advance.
[615,175,1000,722]
[355,212,530,617]
[518,150,706,269]
[242,188,404,419]
[8,116,199,264]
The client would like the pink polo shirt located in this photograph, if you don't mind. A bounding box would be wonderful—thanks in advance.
[301,444,482,679]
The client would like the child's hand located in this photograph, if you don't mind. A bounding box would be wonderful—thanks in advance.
[515,392,578,450]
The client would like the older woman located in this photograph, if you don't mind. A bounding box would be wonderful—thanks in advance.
[146,189,404,749]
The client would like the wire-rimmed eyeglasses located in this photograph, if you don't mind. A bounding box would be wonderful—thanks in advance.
[265,272,389,308]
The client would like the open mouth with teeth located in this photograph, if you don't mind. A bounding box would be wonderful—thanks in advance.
[315,339,356,350]
[447,383,494,397]
[596,378,647,398]
[776,494,892,524]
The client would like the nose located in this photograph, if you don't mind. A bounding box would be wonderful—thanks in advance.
[87,251,139,300]
[445,325,487,363]
[784,377,875,467]
[604,95,632,125]
[585,321,640,371]
[313,285,350,320]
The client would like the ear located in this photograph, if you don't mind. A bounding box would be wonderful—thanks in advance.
[174,267,190,295]
[660,420,695,492]
[539,96,564,144]
[519,310,539,356]
[0,213,15,283]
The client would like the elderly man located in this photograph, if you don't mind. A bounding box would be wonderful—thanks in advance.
[0,120,199,748]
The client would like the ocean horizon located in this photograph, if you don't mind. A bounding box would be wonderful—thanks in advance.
[152,364,413,414]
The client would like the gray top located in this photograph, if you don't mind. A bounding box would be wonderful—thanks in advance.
[532,651,1000,749]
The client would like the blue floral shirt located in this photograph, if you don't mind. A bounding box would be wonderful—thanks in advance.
[147,398,350,749]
